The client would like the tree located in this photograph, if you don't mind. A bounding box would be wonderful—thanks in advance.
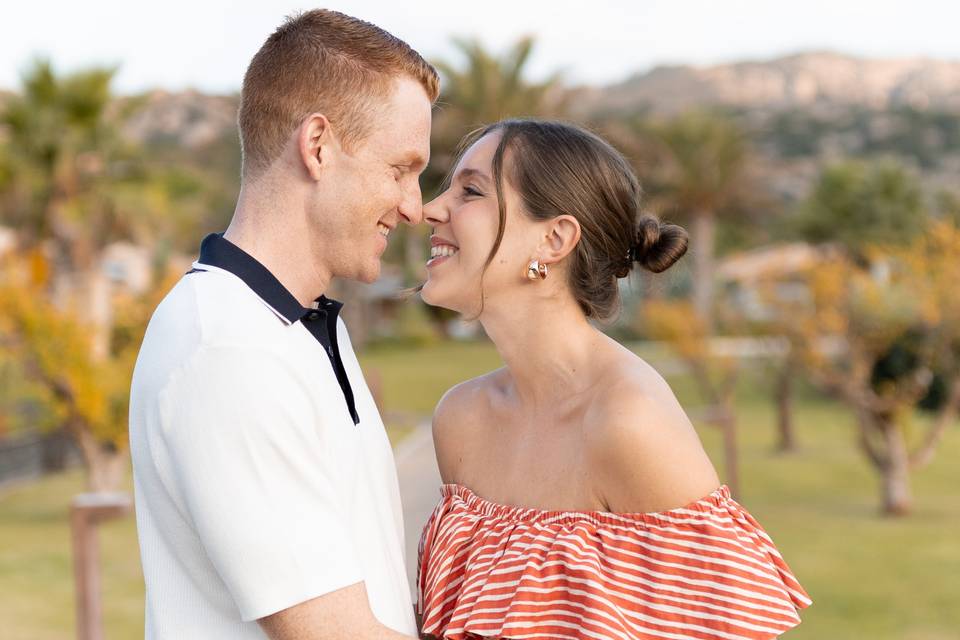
[0,60,193,489]
[391,36,568,338]
[0,253,178,491]
[1,59,134,359]
[644,110,749,331]
[432,36,566,149]
[793,160,927,260]
[424,35,568,210]
[768,222,960,515]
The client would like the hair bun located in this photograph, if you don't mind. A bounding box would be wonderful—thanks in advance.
[630,216,689,274]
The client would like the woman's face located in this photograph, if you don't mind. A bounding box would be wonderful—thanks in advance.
[421,132,541,316]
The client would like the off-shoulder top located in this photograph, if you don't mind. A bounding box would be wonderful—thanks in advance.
[417,484,811,640]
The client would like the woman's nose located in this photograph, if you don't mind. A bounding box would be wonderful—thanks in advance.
[423,194,449,226]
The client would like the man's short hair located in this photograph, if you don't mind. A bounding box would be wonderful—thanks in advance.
[239,9,440,180]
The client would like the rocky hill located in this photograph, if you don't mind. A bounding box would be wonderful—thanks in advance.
[118,89,239,148]
[581,51,960,116]
[106,53,960,151]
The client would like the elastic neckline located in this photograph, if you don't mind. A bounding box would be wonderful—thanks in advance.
[439,483,732,526]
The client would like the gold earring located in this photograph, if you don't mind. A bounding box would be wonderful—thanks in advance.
[527,258,548,280]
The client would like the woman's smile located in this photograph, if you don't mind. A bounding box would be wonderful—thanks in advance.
[427,237,460,268]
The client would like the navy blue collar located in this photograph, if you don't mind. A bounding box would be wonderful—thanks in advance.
[191,232,359,425]
[195,233,343,325]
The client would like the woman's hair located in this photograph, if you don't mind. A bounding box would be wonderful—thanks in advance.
[459,118,688,320]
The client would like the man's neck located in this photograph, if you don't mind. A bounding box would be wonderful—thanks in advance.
[224,182,331,308]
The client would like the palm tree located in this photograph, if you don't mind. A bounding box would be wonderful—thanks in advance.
[427,35,568,198]
[383,37,568,339]
[646,110,748,331]
[344,37,568,343]
[0,60,151,491]
[434,36,565,133]
[1,59,126,358]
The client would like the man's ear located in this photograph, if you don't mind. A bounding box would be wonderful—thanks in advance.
[538,215,582,264]
[297,113,336,181]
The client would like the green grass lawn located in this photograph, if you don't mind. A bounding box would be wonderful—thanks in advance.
[1,339,957,639]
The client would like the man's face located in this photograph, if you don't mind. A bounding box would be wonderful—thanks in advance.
[316,77,432,284]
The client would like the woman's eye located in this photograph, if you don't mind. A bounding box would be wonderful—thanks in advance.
[463,186,483,198]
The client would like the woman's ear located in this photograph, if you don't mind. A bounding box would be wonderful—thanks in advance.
[539,215,582,264]
[298,113,335,181]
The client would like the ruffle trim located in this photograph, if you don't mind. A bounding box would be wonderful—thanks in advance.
[417,484,811,640]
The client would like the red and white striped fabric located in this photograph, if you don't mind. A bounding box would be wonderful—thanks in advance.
[417,484,811,640]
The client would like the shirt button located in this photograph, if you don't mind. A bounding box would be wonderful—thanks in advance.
[307,312,320,321]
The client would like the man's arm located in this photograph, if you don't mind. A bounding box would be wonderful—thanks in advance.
[259,582,415,640]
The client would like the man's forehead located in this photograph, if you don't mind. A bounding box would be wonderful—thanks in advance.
[369,83,431,162]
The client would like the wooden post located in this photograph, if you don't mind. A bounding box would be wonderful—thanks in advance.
[71,492,132,640]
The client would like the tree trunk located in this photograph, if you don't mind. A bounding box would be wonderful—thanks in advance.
[719,396,740,500]
[79,267,112,362]
[879,418,912,516]
[910,377,960,470]
[774,358,798,453]
[74,427,127,493]
[689,360,740,498]
[52,266,112,361]
[691,210,716,332]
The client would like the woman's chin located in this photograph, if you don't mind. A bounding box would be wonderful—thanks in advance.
[420,281,455,311]
[419,280,440,307]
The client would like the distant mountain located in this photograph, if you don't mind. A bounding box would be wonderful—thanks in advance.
[119,89,239,148]
[15,52,954,157]
[582,52,960,115]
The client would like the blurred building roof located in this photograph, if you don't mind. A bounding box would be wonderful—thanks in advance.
[717,242,834,284]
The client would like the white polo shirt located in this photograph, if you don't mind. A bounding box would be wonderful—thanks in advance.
[129,233,415,639]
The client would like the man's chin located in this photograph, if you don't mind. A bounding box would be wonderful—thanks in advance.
[356,261,381,284]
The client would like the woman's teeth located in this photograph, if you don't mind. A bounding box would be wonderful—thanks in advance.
[377,223,390,237]
[430,245,459,258]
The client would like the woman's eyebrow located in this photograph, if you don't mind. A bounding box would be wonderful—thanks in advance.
[456,167,492,183]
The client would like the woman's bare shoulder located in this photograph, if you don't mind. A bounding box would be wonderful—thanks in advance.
[432,368,506,484]
[584,356,720,514]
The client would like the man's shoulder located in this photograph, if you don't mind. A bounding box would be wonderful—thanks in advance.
[148,268,289,350]
[133,271,306,411]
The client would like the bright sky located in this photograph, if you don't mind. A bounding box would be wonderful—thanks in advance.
[2,0,959,94]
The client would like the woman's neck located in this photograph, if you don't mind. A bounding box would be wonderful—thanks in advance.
[479,294,608,409]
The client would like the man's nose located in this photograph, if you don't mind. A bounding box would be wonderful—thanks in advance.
[398,180,424,226]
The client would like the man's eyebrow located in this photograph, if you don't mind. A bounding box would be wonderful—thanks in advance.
[399,151,429,171]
